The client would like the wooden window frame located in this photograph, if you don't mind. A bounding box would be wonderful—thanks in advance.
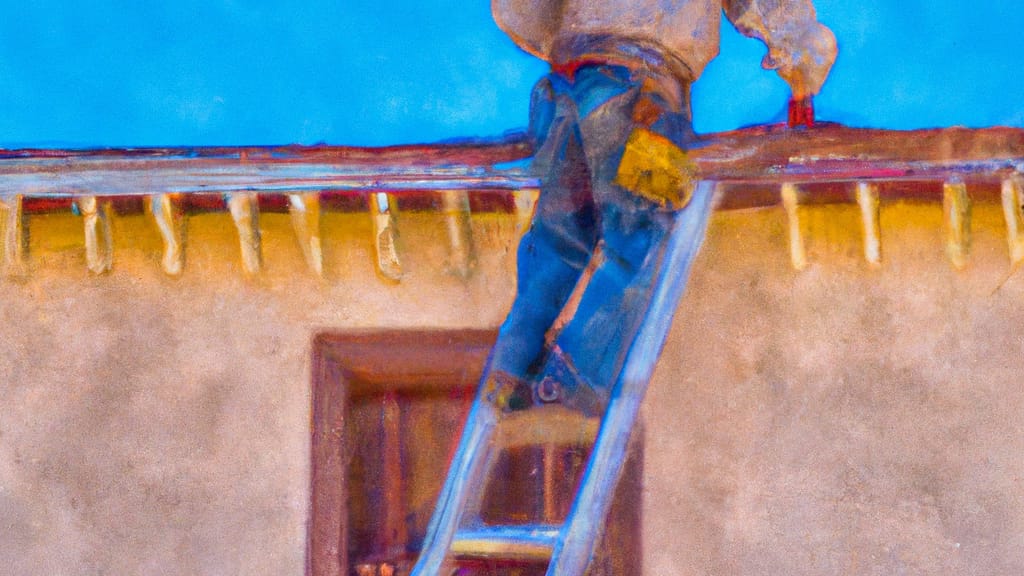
[307,329,494,576]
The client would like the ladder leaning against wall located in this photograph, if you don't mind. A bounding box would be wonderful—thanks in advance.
[407,125,1024,576]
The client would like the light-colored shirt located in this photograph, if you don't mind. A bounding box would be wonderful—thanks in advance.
[492,0,837,98]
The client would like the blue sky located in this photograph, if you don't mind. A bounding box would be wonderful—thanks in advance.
[0,1,1020,147]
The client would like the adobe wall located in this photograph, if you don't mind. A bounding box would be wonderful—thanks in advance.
[0,208,518,575]
[645,200,1024,575]
[1,198,1022,575]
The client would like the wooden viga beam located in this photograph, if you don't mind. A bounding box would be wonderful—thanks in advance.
[288,192,323,277]
[227,192,262,275]
[143,192,324,278]
[78,195,113,274]
[0,180,1016,278]
[440,189,476,279]
[943,180,972,269]
[150,194,184,276]
[0,194,25,276]
[856,181,882,267]
[369,192,402,282]
[779,183,807,271]
[0,126,1021,276]
[772,179,985,271]
[1002,174,1024,265]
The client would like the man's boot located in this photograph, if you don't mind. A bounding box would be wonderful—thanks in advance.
[482,370,533,412]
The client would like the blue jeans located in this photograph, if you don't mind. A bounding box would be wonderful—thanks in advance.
[487,63,696,412]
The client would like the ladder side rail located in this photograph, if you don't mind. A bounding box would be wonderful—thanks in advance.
[410,386,501,576]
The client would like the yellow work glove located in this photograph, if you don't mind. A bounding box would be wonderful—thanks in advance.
[614,128,699,210]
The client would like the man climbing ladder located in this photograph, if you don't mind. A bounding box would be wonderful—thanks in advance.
[413,1,837,574]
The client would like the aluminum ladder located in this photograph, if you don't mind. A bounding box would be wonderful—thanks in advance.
[410,181,716,576]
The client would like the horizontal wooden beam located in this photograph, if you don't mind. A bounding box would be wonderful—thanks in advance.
[0,126,1019,202]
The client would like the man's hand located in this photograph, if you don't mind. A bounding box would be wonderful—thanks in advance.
[766,23,837,101]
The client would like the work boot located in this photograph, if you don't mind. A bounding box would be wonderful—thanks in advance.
[483,370,533,412]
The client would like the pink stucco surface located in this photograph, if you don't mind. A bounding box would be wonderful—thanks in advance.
[645,201,1024,575]
[1,199,1022,574]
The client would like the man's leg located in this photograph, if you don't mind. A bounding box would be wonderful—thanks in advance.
[537,202,675,414]
[482,74,600,407]
[534,65,696,414]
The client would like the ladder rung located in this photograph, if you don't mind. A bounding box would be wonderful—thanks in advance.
[451,525,561,561]
[496,405,600,449]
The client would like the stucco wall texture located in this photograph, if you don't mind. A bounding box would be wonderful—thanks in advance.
[1,198,1022,575]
